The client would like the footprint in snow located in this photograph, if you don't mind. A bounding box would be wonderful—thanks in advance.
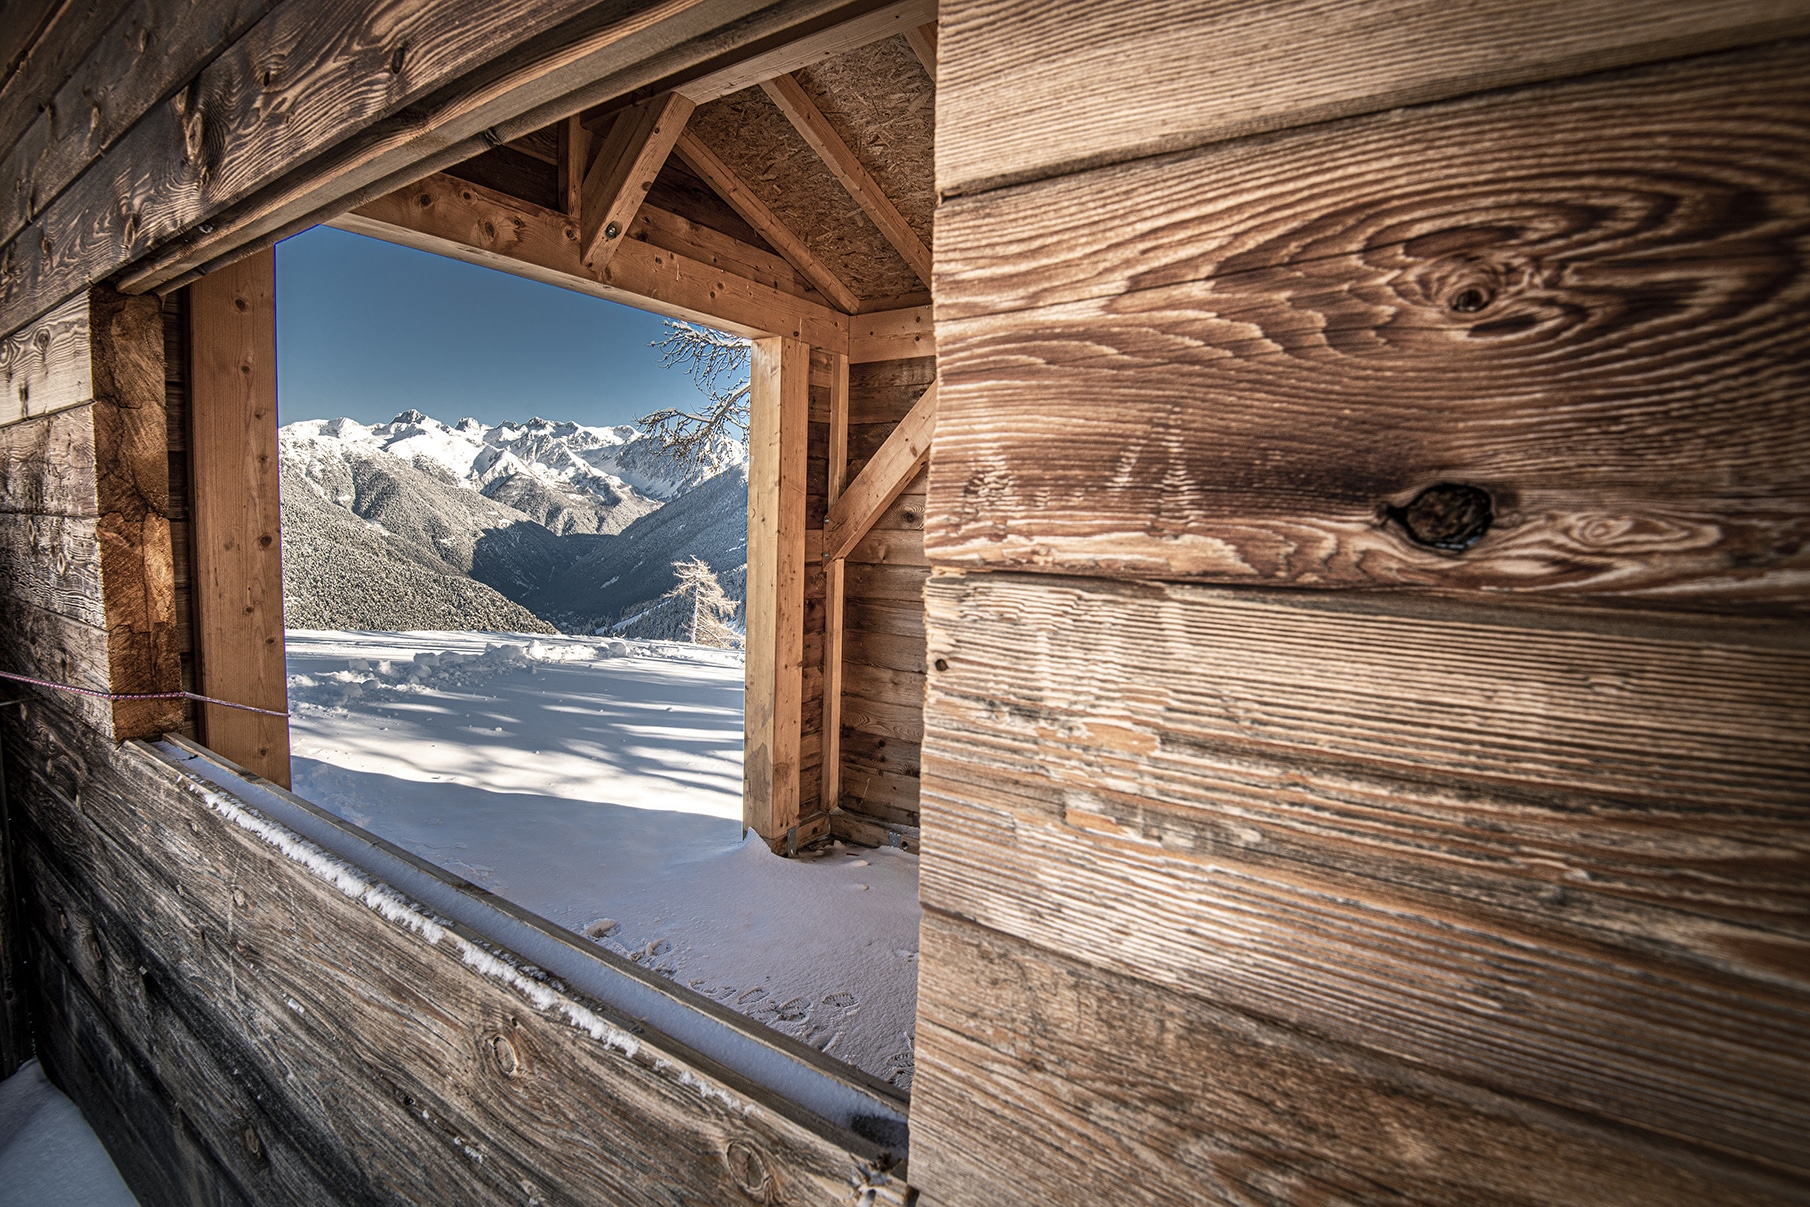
[737,987,769,1006]
[773,997,811,1021]
[820,991,857,1010]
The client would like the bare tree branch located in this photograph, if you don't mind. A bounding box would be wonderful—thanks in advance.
[639,320,751,469]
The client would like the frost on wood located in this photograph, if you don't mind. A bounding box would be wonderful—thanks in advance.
[180,778,651,1066]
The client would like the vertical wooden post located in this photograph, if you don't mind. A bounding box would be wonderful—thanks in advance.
[558,113,588,220]
[188,249,291,787]
[823,351,850,812]
[745,336,808,851]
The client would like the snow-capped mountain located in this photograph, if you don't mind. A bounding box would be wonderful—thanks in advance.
[282,410,744,534]
[279,408,748,636]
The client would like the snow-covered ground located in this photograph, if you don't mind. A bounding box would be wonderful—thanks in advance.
[285,630,920,1091]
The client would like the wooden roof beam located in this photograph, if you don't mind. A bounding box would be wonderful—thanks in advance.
[579,91,693,268]
[670,0,935,105]
[761,72,932,288]
[673,129,862,314]
[823,381,936,561]
[338,173,847,350]
[905,21,937,82]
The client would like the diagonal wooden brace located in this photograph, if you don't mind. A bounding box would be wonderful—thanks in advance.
[822,381,937,562]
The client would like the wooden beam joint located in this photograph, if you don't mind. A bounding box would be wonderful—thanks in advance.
[823,381,937,562]
[579,92,693,268]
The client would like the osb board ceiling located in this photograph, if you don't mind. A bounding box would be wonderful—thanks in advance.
[792,34,935,252]
[689,85,923,306]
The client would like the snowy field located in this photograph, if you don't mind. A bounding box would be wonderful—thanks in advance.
[285,630,920,1090]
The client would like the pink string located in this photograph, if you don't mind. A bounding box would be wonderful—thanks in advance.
[0,670,290,718]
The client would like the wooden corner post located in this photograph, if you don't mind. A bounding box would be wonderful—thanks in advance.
[745,336,809,852]
[188,249,291,787]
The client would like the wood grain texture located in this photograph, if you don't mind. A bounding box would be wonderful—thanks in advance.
[824,382,934,559]
[579,91,693,266]
[824,350,850,810]
[85,284,182,739]
[903,21,935,82]
[3,701,898,1205]
[445,143,563,211]
[2,0,664,327]
[29,930,256,1207]
[919,570,1810,1175]
[672,128,862,312]
[133,0,898,300]
[0,292,89,425]
[912,910,1807,1207]
[0,0,280,254]
[671,0,935,104]
[935,0,1810,197]
[0,0,136,165]
[927,43,1810,609]
[762,71,932,287]
[0,402,97,516]
[341,172,847,347]
[3,0,888,332]
[848,304,932,362]
[188,250,288,784]
[746,336,809,848]
[629,202,813,300]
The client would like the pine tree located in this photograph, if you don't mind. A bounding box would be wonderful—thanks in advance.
[665,557,740,647]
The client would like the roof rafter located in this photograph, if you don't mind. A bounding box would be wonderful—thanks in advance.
[338,172,847,349]
[672,129,862,314]
[905,21,937,81]
[760,71,932,288]
[579,91,694,268]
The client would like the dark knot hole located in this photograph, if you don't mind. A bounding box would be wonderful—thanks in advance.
[1387,484,1494,551]
[1449,288,1489,313]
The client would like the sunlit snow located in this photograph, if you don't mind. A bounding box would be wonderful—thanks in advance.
[285,629,920,1090]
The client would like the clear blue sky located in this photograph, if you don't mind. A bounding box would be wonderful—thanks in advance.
[274,225,705,428]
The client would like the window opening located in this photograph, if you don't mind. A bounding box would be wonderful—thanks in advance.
[270,224,922,1093]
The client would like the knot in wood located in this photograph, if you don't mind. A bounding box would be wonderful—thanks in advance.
[1389,484,1493,551]
[725,1139,775,1202]
[485,1032,520,1078]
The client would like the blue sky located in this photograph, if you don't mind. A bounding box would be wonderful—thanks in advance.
[274,225,706,428]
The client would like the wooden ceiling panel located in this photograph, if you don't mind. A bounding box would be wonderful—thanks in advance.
[688,87,924,305]
[791,34,936,256]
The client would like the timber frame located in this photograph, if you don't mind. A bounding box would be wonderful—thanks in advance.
[4,1,1810,1205]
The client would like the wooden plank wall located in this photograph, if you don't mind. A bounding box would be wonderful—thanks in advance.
[911,7,1810,1205]
[833,354,934,845]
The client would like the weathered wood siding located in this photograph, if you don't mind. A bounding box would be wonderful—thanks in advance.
[911,9,1810,1205]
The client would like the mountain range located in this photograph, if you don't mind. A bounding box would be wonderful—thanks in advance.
[278,410,747,639]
